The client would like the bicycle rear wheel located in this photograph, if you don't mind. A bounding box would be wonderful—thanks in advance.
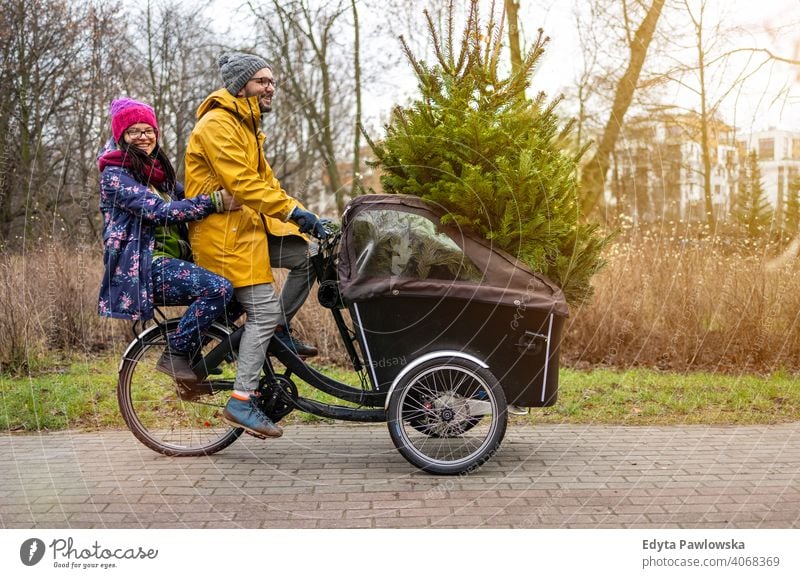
[118,319,242,456]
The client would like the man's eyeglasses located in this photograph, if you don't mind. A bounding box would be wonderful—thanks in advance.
[250,76,277,88]
[125,128,156,139]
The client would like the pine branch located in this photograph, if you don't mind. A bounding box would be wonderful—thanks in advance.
[446,0,455,71]
[399,34,426,83]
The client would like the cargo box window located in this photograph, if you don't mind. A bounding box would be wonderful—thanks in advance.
[351,209,482,281]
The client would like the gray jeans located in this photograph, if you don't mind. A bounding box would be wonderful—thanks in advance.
[233,284,282,392]
[268,234,316,329]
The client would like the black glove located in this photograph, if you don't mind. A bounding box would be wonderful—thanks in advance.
[290,206,328,239]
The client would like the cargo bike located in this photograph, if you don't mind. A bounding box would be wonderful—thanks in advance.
[117,195,569,474]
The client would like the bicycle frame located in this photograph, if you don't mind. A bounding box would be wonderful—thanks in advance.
[180,229,387,423]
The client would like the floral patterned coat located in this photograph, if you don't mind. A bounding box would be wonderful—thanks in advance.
[97,140,217,320]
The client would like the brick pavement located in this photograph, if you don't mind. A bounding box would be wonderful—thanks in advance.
[1,423,798,529]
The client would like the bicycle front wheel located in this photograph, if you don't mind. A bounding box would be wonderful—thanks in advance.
[387,356,507,475]
[118,320,242,456]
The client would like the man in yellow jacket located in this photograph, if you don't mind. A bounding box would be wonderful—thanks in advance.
[184,52,327,439]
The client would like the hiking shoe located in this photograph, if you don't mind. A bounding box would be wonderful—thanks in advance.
[156,349,198,383]
[222,393,283,438]
[274,327,318,357]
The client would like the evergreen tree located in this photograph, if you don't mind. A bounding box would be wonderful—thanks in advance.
[364,0,609,305]
[736,150,772,238]
[785,175,800,237]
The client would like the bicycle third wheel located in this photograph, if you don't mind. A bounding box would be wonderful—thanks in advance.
[117,319,242,456]
[387,356,507,475]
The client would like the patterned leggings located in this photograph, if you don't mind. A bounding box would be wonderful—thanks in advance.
[151,257,234,354]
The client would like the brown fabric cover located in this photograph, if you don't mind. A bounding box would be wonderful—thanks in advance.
[338,195,569,317]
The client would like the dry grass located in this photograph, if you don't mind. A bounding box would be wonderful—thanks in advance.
[0,244,126,373]
[2,232,800,375]
[0,244,348,374]
[563,225,800,374]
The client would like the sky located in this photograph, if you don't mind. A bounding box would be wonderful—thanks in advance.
[205,0,800,133]
[502,0,800,133]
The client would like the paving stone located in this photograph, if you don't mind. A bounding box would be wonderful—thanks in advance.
[0,424,797,529]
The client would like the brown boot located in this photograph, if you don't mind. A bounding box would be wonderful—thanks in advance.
[174,380,214,401]
[155,349,198,383]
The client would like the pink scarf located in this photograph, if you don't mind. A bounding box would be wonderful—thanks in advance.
[98,149,167,188]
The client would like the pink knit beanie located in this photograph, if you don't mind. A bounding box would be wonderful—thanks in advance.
[109,98,159,143]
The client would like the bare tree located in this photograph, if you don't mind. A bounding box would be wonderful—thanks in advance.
[1,0,80,239]
[52,2,130,239]
[568,0,653,162]
[570,1,603,157]
[653,0,800,229]
[247,0,361,213]
[579,0,666,218]
[128,0,220,179]
[350,0,363,199]
[0,0,129,242]
[0,0,22,235]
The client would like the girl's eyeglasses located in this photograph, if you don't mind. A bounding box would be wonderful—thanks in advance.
[126,128,156,139]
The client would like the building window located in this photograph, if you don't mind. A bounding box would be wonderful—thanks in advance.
[792,139,800,160]
[759,138,775,161]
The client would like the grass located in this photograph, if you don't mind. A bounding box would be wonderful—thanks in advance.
[1,353,798,433]
[0,356,121,432]
[542,368,800,425]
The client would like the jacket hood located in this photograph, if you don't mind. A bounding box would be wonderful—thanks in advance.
[197,88,263,126]
[97,137,118,161]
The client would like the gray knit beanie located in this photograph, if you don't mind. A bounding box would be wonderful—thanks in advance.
[219,52,270,96]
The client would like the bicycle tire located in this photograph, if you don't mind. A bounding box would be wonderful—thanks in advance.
[387,356,507,475]
[117,319,243,456]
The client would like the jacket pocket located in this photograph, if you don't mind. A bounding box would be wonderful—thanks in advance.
[222,210,247,253]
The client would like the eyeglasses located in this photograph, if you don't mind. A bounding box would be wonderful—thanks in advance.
[250,76,277,88]
[125,128,156,139]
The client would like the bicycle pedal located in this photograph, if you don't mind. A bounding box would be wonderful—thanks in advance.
[244,430,268,440]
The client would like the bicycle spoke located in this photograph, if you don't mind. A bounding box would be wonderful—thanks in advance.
[118,322,242,456]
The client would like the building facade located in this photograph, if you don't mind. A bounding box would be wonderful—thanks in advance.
[736,130,800,226]
[604,113,739,223]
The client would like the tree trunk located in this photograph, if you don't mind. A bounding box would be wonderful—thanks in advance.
[504,0,522,75]
[698,43,715,229]
[350,0,362,203]
[0,72,14,238]
[579,0,665,217]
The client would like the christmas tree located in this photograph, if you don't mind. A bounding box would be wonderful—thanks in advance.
[365,0,608,305]
[784,175,800,237]
[736,150,772,239]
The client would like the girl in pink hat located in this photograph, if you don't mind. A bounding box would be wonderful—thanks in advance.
[97,97,240,387]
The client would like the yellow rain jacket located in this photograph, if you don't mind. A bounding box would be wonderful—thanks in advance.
[184,88,302,287]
